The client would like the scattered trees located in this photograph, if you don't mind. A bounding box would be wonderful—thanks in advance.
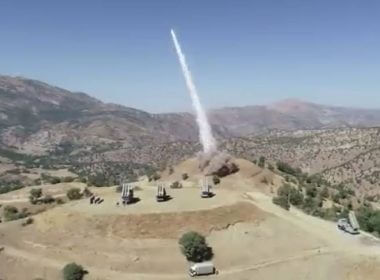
[179,231,213,262]
[3,205,29,221]
[62,263,87,280]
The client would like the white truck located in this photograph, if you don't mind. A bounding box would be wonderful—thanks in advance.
[189,262,216,277]
[337,212,360,235]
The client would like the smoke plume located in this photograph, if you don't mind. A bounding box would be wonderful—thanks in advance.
[170,29,217,155]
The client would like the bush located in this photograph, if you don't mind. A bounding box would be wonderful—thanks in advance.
[179,231,213,262]
[3,205,29,221]
[63,176,75,183]
[212,175,220,185]
[30,188,42,199]
[50,177,61,184]
[56,198,65,204]
[22,217,34,226]
[169,167,174,175]
[258,156,266,168]
[66,188,82,200]
[29,188,43,204]
[276,161,301,176]
[277,184,304,206]
[182,173,189,180]
[170,181,182,189]
[62,263,87,280]
[272,196,290,210]
[41,195,55,204]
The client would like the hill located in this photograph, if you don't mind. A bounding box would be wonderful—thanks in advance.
[1,75,380,155]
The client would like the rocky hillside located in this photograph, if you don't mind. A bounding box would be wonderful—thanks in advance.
[0,75,204,154]
[221,127,380,194]
[0,75,380,196]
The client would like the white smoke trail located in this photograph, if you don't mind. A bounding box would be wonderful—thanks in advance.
[170,29,217,154]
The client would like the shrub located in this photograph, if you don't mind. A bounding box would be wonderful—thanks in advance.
[169,167,174,175]
[50,177,61,184]
[170,181,182,189]
[62,263,87,280]
[277,184,304,206]
[182,173,189,180]
[258,156,266,168]
[56,198,65,204]
[272,196,290,210]
[63,176,75,183]
[66,188,82,200]
[3,205,29,221]
[212,175,220,185]
[276,161,301,176]
[22,217,34,226]
[179,231,213,262]
[41,195,55,204]
[29,188,43,204]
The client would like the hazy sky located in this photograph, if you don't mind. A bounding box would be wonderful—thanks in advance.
[0,0,379,112]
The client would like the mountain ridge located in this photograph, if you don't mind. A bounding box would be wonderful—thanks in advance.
[1,75,380,154]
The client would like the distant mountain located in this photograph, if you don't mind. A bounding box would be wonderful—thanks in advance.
[209,99,380,135]
[0,75,202,154]
[1,75,380,154]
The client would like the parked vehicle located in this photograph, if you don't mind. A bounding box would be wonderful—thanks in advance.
[189,262,215,277]
[156,185,168,202]
[337,217,359,235]
[200,177,213,198]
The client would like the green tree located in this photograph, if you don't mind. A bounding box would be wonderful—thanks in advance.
[258,156,266,168]
[182,173,189,180]
[212,175,220,185]
[62,263,87,280]
[272,196,290,210]
[179,231,213,262]
[66,188,82,200]
[30,188,42,199]
[29,188,43,204]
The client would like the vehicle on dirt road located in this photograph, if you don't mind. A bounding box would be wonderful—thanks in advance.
[337,218,359,235]
[189,262,216,277]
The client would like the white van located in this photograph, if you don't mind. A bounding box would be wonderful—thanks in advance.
[189,262,216,277]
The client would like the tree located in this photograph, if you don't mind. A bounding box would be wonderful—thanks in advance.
[170,181,182,189]
[29,188,42,204]
[212,175,220,185]
[272,196,290,210]
[258,156,266,168]
[62,263,87,280]
[66,188,82,200]
[30,188,42,199]
[179,231,213,262]
[182,173,189,180]
[3,205,29,221]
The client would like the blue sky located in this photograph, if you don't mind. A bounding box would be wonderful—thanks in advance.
[0,0,379,112]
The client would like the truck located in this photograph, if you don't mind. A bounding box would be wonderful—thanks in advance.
[121,184,134,205]
[189,262,216,277]
[337,214,360,235]
[348,211,360,232]
[200,177,213,198]
[156,184,168,202]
